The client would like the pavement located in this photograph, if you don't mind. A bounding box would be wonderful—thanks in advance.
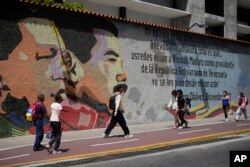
[0,114,250,167]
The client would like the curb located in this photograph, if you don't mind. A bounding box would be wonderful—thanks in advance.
[7,128,250,167]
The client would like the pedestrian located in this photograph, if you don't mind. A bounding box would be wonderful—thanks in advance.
[103,84,133,138]
[46,94,63,154]
[185,98,191,115]
[167,90,180,128]
[221,91,231,122]
[176,89,188,129]
[235,91,248,122]
[33,94,48,151]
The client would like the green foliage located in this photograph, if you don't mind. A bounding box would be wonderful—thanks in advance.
[44,0,54,5]
[63,2,87,11]
[28,0,87,11]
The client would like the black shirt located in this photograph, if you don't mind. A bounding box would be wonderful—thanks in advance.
[36,102,47,119]
[177,96,186,110]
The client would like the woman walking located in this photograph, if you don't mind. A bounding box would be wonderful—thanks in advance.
[167,90,180,128]
[221,91,231,122]
[46,94,63,154]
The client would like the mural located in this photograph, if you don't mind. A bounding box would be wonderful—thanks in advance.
[0,1,250,138]
[120,26,250,124]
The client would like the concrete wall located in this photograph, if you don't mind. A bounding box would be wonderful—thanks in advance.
[70,0,240,38]
[224,0,237,39]
[173,0,205,33]
[140,0,174,7]
[0,1,250,138]
[69,0,172,26]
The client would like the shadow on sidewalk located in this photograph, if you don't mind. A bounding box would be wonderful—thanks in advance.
[108,134,125,138]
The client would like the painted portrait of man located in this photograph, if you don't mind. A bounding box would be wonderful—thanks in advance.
[50,13,128,130]
[0,2,127,136]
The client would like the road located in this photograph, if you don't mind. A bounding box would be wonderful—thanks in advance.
[0,120,250,166]
[80,134,250,167]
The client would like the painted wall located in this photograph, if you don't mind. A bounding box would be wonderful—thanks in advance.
[0,1,249,138]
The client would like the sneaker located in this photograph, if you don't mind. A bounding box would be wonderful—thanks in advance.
[53,150,62,154]
[178,126,183,129]
[225,119,229,122]
[102,133,109,138]
[124,134,133,138]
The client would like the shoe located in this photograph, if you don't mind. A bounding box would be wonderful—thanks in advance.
[178,126,183,129]
[124,134,133,138]
[33,148,42,151]
[45,144,52,153]
[53,150,62,154]
[185,121,189,128]
[225,119,229,122]
[102,133,109,138]
[235,118,239,122]
[33,145,44,151]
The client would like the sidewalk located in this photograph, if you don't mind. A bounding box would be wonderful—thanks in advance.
[1,114,250,167]
[0,115,239,150]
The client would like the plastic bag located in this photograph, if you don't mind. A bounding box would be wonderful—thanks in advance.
[236,108,241,114]
[46,130,53,139]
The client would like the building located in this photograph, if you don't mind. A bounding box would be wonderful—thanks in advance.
[69,0,250,41]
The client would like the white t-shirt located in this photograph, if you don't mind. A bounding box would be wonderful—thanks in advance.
[167,96,177,110]
[50,102,62,122]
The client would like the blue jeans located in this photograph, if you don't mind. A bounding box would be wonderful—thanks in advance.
[33,119,44,150]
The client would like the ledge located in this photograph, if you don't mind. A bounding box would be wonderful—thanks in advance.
[237,24,250,34]
[205,13,225,27]
[86,0,190,19]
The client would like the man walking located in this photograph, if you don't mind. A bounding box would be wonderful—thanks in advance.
[33,94,48,151]
[176,89,188,129]
[103,84,133,138]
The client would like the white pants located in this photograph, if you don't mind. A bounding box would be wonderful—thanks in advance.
[235,108,247,120]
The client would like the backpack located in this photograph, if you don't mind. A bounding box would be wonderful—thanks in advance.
[109,95,118,110]
[26,102,39,122]
[186,98,191,108]
[185,98,191,115]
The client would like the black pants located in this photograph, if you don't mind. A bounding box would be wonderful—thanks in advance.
[104,110,130,136]
[178,110,187,126]
[223,105,229,119]
[49,121,62,151]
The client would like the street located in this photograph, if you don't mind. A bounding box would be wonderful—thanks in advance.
[80,134,250,167]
